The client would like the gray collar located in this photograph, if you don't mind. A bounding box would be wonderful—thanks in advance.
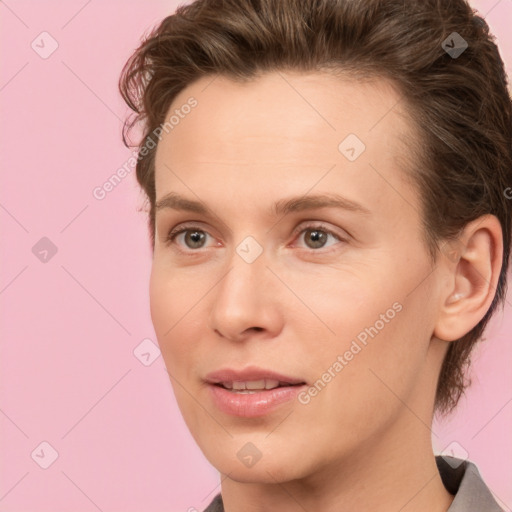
[437,456,503,511]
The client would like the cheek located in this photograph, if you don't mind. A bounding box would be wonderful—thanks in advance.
[149,265,208,432]
[290,266,395,350]
[149,264,172,340]
[321,280,434,414]
[149,264,197,370]
[303,259,435,394]
[149,261,202,333]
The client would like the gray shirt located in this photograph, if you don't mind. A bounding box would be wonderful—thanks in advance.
[202,456,504,511]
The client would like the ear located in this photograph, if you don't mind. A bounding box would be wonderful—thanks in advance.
[433,214,503,342]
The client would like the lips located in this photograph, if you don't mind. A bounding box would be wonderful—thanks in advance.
[204,367,308,417]
[208,384,306,417]
[204,367,306,387]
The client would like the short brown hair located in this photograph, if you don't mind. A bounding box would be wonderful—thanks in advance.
[119,0,512,415]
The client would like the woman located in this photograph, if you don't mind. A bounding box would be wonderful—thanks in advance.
[119,0,511,510]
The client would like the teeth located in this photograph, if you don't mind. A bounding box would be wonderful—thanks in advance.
[265,379,280,389]
[232,381,247,390]
[222,379,281,390]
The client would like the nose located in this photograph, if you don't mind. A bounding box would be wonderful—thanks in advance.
[207,247,283,342]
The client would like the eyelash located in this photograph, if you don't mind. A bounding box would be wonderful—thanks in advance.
[165,222,346,254]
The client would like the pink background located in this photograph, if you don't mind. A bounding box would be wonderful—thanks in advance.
[1,1,511,510]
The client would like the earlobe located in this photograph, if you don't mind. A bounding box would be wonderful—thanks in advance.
[433,215,503,342]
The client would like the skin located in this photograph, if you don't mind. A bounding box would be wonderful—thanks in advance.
[149,71,502,512]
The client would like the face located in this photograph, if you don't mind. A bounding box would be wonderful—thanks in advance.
[150,71,447,484]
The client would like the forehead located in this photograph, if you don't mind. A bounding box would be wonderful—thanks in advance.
[153,71,418,209]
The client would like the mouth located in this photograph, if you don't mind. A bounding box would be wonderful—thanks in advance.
[204,368,307,417]
[204,367,307,389]
[212,379,306,393]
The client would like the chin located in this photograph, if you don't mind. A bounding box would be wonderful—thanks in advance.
[205,449,309,484]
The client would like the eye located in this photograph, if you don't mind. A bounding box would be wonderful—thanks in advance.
[292,222,345,250]
[166,224,214,250]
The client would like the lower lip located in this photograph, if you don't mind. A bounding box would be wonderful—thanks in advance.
[207,383,306,417]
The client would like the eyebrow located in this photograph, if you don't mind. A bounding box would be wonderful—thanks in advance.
[155,192,371,217]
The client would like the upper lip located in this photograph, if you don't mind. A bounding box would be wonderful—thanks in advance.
[204,366,306,385]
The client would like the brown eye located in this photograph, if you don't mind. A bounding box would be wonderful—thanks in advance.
[183,230,207,249]
[167,226,210,249]
[303,228,330,249]
[294,223,344,251]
